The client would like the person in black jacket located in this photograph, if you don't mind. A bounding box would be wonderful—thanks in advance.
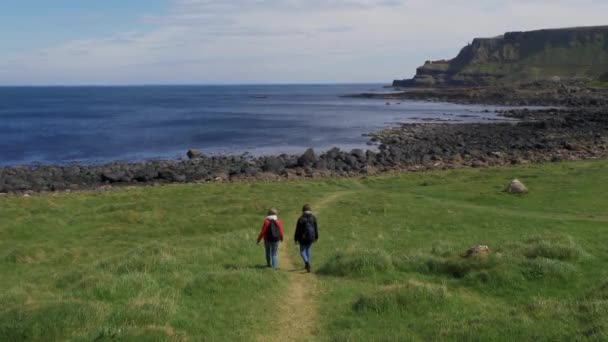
[294,204,318,273]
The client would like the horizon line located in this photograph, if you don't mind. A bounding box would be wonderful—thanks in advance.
[0,81,392,88]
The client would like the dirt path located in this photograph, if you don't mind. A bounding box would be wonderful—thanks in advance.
[257,191,351,342]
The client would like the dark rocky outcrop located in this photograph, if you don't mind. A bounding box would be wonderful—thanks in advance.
[393,26,608,87]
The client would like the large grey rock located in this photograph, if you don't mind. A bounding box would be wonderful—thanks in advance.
[101,172,130,183]
[261,157,285,173]
[351,149,366,162]
[158,169,186,182]
[325,147,341,160]
[298,148,317,167]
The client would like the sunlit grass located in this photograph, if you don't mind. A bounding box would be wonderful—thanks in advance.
[1,160,608,340]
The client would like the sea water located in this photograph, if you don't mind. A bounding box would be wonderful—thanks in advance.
[0,84,508,166]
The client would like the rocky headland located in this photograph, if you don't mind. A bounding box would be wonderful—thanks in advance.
[393,26,608,87]
[353,26,608,106]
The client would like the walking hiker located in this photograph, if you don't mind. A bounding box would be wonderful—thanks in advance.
[294,204,318,273]
[257,208,284,269]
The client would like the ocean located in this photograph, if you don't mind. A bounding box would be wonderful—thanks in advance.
[0,84,506,166]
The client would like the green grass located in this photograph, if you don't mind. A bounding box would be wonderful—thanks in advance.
[2,160,608,341]
[456,44,608,83]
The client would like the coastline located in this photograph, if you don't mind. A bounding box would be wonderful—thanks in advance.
[348,81,608,107]
[2,86,607,194]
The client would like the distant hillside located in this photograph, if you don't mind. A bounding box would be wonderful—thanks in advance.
[394,26,608,87]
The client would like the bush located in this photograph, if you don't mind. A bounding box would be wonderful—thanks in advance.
[319,250,393,277]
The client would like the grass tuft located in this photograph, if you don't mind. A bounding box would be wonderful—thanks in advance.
[319,249,393,277]
[353,281,448,313]
[521,257,577,280]
[523,234,585,261]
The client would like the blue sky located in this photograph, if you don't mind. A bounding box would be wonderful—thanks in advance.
[1,1,167,53]
[1,0,607,85]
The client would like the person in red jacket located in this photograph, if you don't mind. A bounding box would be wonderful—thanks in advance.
[256,208,284,269]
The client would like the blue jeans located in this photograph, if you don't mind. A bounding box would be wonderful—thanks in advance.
[265,241,279,269]
[300,244,312,264]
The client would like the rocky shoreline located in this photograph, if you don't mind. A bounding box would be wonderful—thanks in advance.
[2,98,607,194]
[369,107,608,169]
[351,81,608,107]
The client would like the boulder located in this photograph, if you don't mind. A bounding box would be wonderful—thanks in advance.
[351,149,366,161]
[463,245,490,258]
[325,147,341,160]
[187,149,203,160]
[101,172,130,183]
[298,148,317,167]
[506,179,529,194]
[132,165,159,182]
[158,169,186,182]
[313,159,328,170]
[261,157,285,173]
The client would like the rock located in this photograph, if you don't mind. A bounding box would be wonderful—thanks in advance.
[255,172,282,182]
[351,149,366,161]
[463,245,490,258]
[472,160,487,168]
[365,150,377,163]
[241,165,259,177]
[506,179,529,194]
[187,149,203,159]
[50,182,67,191]
[298,148,317,167]
[345,155,358,167]
[132,166,158,182]
[361,165,378,175]
[304,166,314,177]
[325,147,341,159]
[450,153,464,164]
[261,157,285,173]
[101,172,129,183]
[158,170,186,182]
[314,159,328,170]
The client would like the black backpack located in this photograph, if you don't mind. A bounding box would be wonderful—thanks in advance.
[265,220,280,242]
[301,217,316,244]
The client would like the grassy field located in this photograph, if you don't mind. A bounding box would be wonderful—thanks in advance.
[2,160,608,341]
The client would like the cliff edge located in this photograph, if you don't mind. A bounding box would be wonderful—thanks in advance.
[393,26,608,87]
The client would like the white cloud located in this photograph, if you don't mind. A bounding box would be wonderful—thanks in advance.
[1,0,607,84]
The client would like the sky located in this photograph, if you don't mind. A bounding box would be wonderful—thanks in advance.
[1,0,607,85]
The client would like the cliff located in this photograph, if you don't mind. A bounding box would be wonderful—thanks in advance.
[393,26,608,87]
